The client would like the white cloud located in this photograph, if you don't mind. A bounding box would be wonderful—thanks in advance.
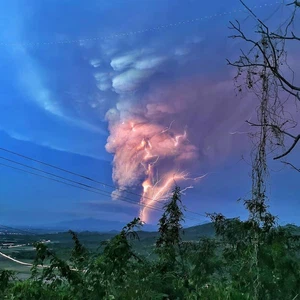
[94,72,109,81]
[173,35,204,57]
[63,116,106,133]
[2,130,31,142]
[112,69,153,93]
[90,58,101,68]
[110,51,140,71]
[17,49,62,116]
[96,82,111,91]
[94,72,112,91]
[100,40,119,57]
[134,56,166,70]
[36,88,62,115]
[105,108,120,122]
[20,64,107,133]
[1,128,107,161]
[88,97,105,109]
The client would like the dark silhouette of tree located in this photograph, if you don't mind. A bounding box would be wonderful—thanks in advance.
[156,186,184,263]
[227,0,300,170]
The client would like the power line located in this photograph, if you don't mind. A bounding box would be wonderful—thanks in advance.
[0,147,207,218]
[0,162,166,216]
[0,155,113,194]
[0,2,281,48]
[0,1,283,220]
[0,156,173,215]
[0,162,105,197]
[0,147,142,198]
[0,162,203,222]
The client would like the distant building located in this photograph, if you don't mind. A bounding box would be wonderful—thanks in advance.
[0,242,15,249]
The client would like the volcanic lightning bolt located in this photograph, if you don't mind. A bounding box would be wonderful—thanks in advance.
[105,105,204,223]
[103,73,254,223]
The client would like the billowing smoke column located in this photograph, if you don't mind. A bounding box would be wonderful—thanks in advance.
[105,102,200,223]
[104,73,254,223]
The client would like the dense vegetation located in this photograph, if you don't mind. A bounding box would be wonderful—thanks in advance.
[0,187,300,299]
[1,1,299,299]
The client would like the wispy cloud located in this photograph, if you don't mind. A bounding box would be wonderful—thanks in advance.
[1,0,295,225]
[1,128,109,161]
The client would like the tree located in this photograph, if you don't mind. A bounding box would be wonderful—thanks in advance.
[227,0,300,170]
[206,3,300,298]
[0,269,15,297]
[156,186,185,264]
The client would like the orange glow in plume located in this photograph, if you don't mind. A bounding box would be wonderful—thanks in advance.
[105,117,201,223]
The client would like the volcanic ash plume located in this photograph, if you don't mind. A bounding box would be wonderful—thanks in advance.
[105,106,200,223]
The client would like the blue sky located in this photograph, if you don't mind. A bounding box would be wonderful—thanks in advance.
[0,0,299,228]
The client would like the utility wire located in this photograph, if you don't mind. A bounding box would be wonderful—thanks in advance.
[0,162,203,222]
[0,162,107,197]
[0,147,208,218]
[0,155,116,195]
[0,147,173,203]
[0,147,156,201]
[0,162,166,216]
[0,156,174,215]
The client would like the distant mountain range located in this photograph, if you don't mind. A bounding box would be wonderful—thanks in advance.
[9,218,158,234]
[4,218,300,236]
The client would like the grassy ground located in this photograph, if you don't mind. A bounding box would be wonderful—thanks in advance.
[0,256,32,279]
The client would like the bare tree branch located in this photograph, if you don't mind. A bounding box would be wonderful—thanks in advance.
[287,1,300,7]
[281,161,300,172]
[228,0,300,163]
[270,32,300,42]
[246,121,297,139]
[227,1,300,101]
[246,121,300,160]
[273,134,300,160]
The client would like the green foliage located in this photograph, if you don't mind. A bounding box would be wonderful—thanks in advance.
[68,230,88,270]
[0,269,15,297]
[156,186,184,263]
[1,188,300,299]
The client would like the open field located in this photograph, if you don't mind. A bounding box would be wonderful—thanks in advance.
[0,223,215,278]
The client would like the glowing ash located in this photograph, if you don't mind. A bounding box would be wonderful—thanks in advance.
[105,110,201,222]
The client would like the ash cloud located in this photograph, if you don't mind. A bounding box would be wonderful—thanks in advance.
[5,0,265,208]
[89,33,256,204]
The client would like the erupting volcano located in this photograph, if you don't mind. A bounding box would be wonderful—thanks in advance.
[104,74,248,223]
[106,110,202,223]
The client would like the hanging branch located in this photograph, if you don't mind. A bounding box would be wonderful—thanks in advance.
[227,2,300,101]
[281,161,300,172]
[227,0,300,162]
[273,135,300,159]
[246,121,300,160]
[287,1,300,7]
